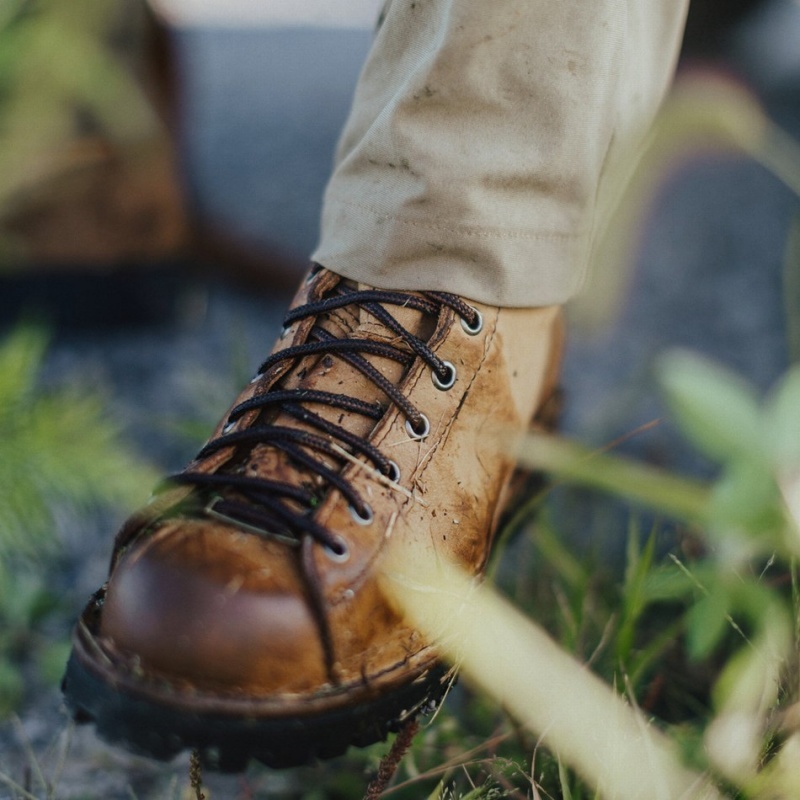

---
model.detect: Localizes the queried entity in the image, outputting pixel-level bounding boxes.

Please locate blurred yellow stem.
[383,555,725,799]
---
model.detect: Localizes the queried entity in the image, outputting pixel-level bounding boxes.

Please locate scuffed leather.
[98,268,563,707]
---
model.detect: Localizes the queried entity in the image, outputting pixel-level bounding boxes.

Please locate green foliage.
[0,561,71,716]
[6,341,798,798]
[0,325,157,558]
[1,347,795,796]
[0,324,156,717]
[657,351,763,463]
[504,350,800,798]
[658,351,794,550]
[0,0,159,238]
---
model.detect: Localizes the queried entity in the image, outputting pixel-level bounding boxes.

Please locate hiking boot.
[62,265,563,771]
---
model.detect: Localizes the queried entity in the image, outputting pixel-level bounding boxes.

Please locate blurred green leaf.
[36,640,71,687]
[709,460,784,538]
[0,659,23,717]
[658,350,762,464]
[764,364,800,470]
[0,564,58,629]
[0,323,46,409]
[530,517,588,591]
[627,616,685,690]
[642,563,699,603]
[0,323,157,717]
[733,582,783,627]
[0,324,157,559]
[686,585,730,661]
[515,433,710,523]
[616,526,657,663]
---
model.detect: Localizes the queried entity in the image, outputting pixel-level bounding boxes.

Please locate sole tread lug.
[62,652,449,771]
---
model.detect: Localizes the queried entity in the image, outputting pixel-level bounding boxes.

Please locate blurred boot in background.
[0,0,187,271]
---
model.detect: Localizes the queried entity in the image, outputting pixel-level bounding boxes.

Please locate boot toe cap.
[99,521,329,694]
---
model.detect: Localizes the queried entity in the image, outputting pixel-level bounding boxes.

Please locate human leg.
[62,0,688,770]
[314,0,689,306]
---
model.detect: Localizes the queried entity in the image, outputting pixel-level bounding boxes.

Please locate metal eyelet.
[323,536,350,563]
[279,325,292,340]
[249,372,263,384]
[349,502,374,526]
[222,420,236,434]
[431,360,456,391]
[304,268,320,286]
[405,414,430,440]
[384,460,401,484]
[460,307,483,335]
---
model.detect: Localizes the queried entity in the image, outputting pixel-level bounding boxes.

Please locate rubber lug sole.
[61,650,450,771]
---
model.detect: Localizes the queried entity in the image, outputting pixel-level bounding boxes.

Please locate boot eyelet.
[384,460,401,484]
[460,307,483,335]
[304,267,321,286]
[431,360,456,391]
[349,502,374,526]
[249,372,263,384]
[279,325,292,340]
[323,536,350,562]
[405,414,430,440]
[222,420,236,434]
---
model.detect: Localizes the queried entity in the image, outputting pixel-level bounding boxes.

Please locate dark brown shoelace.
[164,275,482,555]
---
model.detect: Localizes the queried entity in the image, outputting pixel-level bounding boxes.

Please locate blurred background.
[0,0,799,797]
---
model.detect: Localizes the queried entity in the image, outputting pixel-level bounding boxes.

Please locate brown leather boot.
[62,266,563,770]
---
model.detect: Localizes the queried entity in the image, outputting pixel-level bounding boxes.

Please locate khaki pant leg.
[312,0,689,307]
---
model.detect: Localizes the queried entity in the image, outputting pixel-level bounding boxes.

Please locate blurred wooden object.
[1,0,768,289]
[0,0,189,272]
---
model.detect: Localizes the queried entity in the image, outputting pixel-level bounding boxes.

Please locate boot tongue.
[296,280,435,415]
[314,279,435,347]
[233,279,437,504]
[352,281,437,346]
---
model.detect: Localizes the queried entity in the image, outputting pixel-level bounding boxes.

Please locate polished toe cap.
[100,520,329,694]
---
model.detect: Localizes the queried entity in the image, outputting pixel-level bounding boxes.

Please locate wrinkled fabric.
[312,0,689,307]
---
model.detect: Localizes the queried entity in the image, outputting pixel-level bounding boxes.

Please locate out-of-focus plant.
[576,71,800,331]
[0,325,157,715]
[0,325,157,554]
[0,563,68,716]
[381,353,800,799]
[0,0,160,263]
[378,71,800,799]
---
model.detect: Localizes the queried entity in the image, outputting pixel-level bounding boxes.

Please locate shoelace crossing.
[165,274,483,556]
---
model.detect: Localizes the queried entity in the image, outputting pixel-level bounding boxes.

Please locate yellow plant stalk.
[575,71,800,330]
[382,550,723,800]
